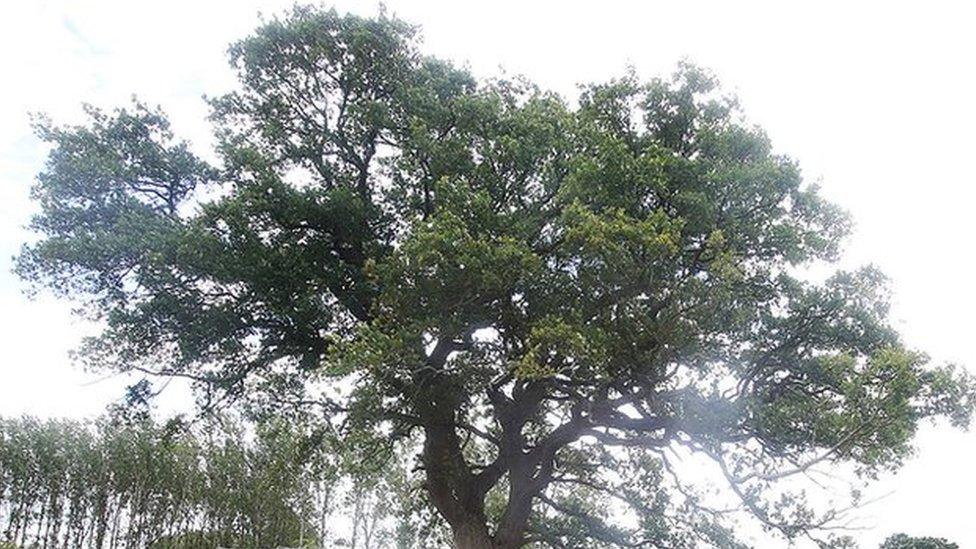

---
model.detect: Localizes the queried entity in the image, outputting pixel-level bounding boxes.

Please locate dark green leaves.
[15,7,976,548]
[19,103,214,302]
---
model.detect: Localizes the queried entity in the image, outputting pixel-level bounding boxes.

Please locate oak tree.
[17,7,974,548]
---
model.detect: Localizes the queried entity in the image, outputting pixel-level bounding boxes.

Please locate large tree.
[17,7,974,548]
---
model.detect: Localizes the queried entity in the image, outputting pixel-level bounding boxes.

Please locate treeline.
[0,415,434,549]
[0,414,961,549]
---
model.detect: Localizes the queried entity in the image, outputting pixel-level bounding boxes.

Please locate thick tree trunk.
[423,419,500,549]
[416,344,531,549]
[452,520,495,549]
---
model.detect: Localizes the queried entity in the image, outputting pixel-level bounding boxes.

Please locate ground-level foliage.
[0,414,440,549]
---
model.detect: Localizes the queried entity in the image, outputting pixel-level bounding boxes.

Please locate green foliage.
[0,415,333,549]
[16,5,975,548]
[880,534,959,549]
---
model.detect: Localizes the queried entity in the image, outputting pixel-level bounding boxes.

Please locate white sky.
[1,1,974,547]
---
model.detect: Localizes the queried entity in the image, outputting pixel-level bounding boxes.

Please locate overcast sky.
[1,1,975,547]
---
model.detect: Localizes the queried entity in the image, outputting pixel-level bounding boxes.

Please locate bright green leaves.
[515,317,593,380]
[563,201,681,253]
[544,203,683,375]
[560,202,682,281]
[376,196,542,335]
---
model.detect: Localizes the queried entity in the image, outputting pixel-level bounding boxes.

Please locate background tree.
[0,412,432,549]
[0,414,337,548]
[16,6,975,548]
[880,534,959,549]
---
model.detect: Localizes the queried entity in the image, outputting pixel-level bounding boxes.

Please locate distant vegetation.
[0,414,435,549]
[0,414,962,548]
[880,534,959,549]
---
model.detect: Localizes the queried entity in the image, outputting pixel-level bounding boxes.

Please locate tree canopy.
[16,6,975,548]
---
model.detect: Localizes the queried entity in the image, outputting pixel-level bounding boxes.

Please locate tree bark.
[417,341,543,549]
[452,519,495,549]
[422,416,497,548]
